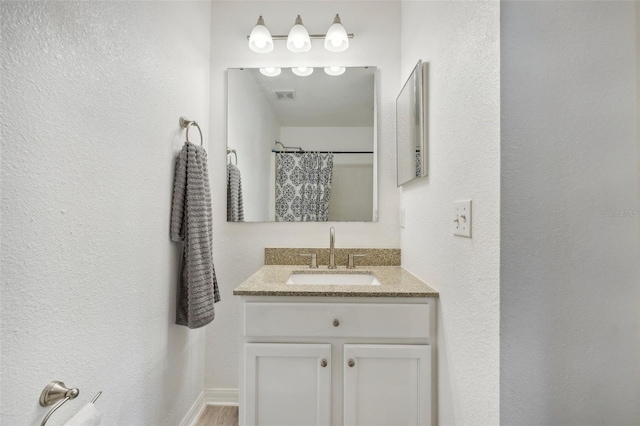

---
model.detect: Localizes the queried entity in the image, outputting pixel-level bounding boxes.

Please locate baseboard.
[204,388,240,406]
[179,390,206,426]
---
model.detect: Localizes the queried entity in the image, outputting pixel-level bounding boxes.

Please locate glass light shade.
[248,16,273,53]
[291,66,314,77]
[324,66,346,76]
[286,15,311,53]
[324,14,349,52]
[259,67,281,77]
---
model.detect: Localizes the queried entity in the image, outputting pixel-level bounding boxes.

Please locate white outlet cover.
[453,200,472,238]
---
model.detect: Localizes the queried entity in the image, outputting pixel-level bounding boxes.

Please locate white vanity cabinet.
[343,344,431,426]
[239,296,437,426]
[244,343,332,426]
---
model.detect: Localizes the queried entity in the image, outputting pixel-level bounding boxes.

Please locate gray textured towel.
[227,163,244,222]
[170,142,219,328]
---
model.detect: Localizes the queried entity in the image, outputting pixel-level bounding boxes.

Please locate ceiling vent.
[274,90,296,101]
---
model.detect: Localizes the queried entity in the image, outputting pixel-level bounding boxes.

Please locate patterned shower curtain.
[275,152,334,222]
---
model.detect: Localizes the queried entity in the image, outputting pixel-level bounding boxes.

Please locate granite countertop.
[233,265,439,298]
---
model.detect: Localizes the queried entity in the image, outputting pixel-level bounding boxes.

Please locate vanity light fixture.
[286,15,311,53]
[248,16,274,53]
[324,14,349,52]
[292,66,314,77]
[247,15,354,54]
[259,67,282,77]
[324,66,346,76]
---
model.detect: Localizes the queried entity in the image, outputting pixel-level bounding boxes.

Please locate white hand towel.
[64,403,102,426]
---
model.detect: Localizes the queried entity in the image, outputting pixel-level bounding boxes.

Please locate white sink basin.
[286,272,381,286]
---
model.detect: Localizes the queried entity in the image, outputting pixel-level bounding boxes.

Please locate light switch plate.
[400,208,405,228]
[453,200,472,238]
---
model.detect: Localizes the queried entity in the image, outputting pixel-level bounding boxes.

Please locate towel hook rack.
[179,117,203,146]
[39,381,103,426]
[227,148,238,165]
[39,381,79,426]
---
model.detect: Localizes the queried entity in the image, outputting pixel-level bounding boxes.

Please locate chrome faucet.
[329,227,337,269]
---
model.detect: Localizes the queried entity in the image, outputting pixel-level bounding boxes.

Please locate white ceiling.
[244,67,375,127]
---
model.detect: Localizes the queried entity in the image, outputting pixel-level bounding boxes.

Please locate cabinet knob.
[320,359,328,368]
[333,319,340,327]
[348,358,355,367]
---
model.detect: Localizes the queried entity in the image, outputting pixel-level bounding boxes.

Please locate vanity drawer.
[244,302,429,339]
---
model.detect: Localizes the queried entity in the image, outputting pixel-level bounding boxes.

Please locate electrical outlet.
[400,208,405,228]
[453,200,472,238]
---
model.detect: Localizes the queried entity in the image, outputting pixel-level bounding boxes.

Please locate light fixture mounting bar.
[246,33,354,41]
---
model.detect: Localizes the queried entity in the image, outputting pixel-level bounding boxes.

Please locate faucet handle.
[347,254,366,269]
[300,253,318,269]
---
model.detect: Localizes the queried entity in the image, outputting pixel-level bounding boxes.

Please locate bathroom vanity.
[234,264,438,426]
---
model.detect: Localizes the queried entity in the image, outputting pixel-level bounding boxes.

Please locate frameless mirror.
[226,66,377,222]
[396,60,428,186]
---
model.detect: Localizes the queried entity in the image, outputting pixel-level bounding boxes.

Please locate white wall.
[501,2,640,424]
[279,126,373,165]
[228,70,280,221]
[207,1,401,391]
[399,2,501,424]
[329,165,373,221]
[0,2,211,424]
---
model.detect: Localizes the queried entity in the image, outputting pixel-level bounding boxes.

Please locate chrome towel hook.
[227,148,238,165]
[179,116,204,146]
[39,381,79,426]
[39,381,103,426]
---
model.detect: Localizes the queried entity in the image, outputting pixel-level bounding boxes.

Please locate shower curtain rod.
[272,150,373,154]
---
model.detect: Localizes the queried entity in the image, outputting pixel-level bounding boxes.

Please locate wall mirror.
[396,60,428,186]
[227,66,377,222]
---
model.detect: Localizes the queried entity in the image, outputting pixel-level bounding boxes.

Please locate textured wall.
[206,1,401,391]
[399,1,501,424]
[501,2,640,424]
[0,2,211,424]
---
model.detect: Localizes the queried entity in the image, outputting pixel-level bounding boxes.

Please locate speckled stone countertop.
[233,265,439,298]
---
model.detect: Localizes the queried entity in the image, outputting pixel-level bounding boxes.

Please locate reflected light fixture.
[286,15,311,53]
[324,14,349,52]
[292,66,314,77]
[324,66,346,76]
[248,16,274,53]
[260,67,282,77]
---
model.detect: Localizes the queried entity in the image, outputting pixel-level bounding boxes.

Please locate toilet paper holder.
[39,381,102,426]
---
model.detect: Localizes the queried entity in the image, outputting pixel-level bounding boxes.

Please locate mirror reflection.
[396,60,428,186]
[227,67,377,222]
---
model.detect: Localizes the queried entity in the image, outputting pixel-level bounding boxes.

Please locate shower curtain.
[275,152,334,222]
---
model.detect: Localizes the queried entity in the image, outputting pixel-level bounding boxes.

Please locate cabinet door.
[343,344,431,426]
[245,343,331,426]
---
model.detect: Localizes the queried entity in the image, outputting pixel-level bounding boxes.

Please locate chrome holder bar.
[40,381,79,407]
[39,382,103,426]
[246,33,354,41]
[39,381,79,426]
[179,116,204,146]
[227,148,238,165]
